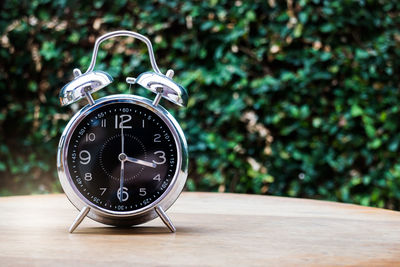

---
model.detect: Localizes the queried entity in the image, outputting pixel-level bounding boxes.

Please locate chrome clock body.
[57,94,188,227]
[58,30,189,233]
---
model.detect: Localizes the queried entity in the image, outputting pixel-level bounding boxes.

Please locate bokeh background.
[1,0,400,209]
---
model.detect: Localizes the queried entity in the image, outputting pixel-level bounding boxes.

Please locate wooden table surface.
[0,192,399,266]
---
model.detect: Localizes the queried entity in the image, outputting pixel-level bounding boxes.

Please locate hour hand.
[126,156,157,168]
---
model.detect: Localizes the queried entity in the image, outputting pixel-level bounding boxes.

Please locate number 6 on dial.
[117,187,129,202]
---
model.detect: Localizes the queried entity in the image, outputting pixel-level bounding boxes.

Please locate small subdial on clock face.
[66,102,178,212]
[100,133,147,181]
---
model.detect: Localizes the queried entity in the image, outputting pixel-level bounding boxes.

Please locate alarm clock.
[57,30,188,233]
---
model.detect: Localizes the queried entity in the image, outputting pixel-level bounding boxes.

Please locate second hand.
[119,127,125,202]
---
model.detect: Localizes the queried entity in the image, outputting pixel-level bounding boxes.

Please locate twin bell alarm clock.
[57,30,188,233]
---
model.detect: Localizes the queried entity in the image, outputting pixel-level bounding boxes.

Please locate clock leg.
[69,206,90,233]
[155,206,176,233]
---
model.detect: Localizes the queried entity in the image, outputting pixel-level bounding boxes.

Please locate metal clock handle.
[60,30,187,108]
[83,30,163,75]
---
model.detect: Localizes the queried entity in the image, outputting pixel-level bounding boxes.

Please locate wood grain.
[0,192,399,266]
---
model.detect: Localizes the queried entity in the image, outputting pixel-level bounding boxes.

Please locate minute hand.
[126,156,157,168]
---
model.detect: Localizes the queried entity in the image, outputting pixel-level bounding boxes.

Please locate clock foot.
[155,206,176,233]
[69,206,90,233]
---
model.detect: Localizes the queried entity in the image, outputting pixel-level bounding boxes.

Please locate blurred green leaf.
[0,0,400,211]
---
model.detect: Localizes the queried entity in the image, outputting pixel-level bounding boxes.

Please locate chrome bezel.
[57,94,188,226]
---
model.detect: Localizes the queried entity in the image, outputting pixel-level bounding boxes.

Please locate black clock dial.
[66,102,178,212]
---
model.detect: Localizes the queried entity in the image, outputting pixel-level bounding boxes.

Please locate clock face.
[66,102,178,212]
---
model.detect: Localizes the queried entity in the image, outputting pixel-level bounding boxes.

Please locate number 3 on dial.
[153,151,166,165]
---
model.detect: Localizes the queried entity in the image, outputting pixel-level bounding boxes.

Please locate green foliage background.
[1,0,400,209]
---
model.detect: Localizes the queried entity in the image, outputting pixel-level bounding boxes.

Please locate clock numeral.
[160,180,168,190]
[153,174,161,181]
[99,188,107,196]
[153,151,166,165]
[84,172,92,181]
[142,119,145,128]
[139,188,147,196]
[117,187,129,202]
[79,150,91,165]
[101,119,106,127]
[153,134,161,143]
[85,133,95,142]
[115,114,132,129]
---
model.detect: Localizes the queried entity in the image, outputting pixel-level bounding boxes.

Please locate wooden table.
[0,192,399,266]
